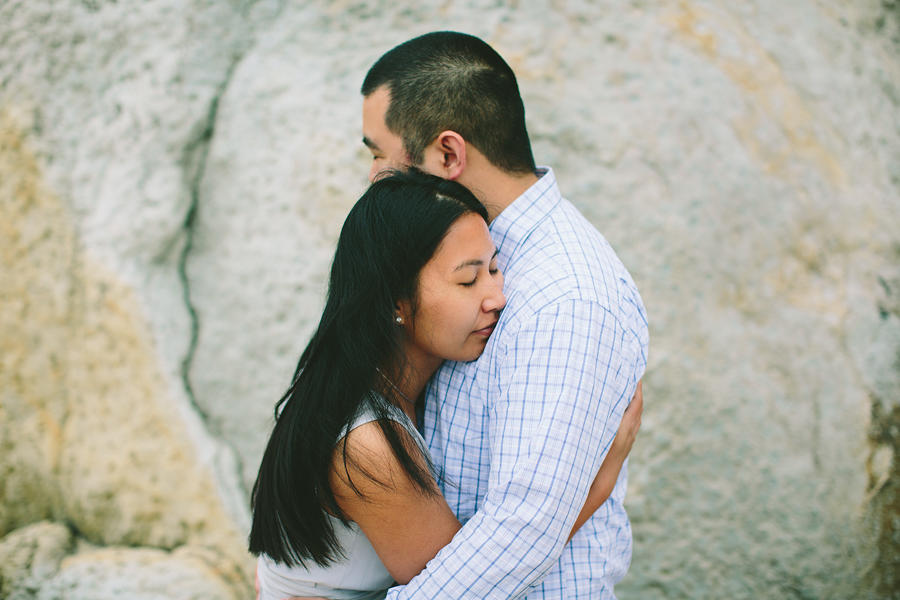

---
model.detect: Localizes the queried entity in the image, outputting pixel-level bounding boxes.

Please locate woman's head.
[325,168,503,375]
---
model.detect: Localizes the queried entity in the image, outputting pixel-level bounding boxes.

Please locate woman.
[250,169,640,599]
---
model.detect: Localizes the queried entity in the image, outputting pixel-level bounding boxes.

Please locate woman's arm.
[328,382,643,584]
[329,422,462,585]
[568,381,643,541]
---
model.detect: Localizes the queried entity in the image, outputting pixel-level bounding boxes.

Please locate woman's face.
[399,212,506,372]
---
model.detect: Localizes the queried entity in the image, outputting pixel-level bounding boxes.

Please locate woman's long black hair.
[248,168,489,567]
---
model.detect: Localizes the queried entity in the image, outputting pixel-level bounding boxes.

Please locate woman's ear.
[394,300,411,325]
[421,131,467,180]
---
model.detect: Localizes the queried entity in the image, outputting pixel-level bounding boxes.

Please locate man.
[361,32,648,599]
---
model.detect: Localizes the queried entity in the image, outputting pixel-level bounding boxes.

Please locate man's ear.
[423,131,467,180]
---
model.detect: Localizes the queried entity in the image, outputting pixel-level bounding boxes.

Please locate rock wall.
[0,0,266,596]
[1,0,898,598]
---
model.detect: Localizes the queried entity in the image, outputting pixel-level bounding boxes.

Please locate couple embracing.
[249,31,649,600]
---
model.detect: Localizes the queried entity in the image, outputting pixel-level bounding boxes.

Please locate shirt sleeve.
[385,299,644,599]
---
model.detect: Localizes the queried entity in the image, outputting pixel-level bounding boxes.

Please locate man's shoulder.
[504,197,637,311]
[493,193,648,365]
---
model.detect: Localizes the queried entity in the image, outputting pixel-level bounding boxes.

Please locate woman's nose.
[484,281,506,312]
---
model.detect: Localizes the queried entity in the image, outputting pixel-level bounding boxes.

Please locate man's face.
[362,87,413,182]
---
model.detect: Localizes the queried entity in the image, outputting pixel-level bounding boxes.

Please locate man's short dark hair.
[362,31,536,175]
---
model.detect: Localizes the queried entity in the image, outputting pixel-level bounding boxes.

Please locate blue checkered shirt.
[386,168,648,599]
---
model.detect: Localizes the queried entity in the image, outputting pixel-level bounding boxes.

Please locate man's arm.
[386,300,645,599]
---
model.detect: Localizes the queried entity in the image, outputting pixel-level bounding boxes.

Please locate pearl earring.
[396,316,403,324]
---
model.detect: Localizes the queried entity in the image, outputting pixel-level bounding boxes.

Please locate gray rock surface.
[34,546,243,600]
[1,0,899,598]
[0,0,262,596]
[0,522,73,600]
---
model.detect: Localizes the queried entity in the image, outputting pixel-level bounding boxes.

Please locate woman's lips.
[474,321,498,336]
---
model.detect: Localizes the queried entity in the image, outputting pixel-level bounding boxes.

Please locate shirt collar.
[488,167,560,262]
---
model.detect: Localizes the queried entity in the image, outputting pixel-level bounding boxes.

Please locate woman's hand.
[603,380,643,469]
[568,381,643,541]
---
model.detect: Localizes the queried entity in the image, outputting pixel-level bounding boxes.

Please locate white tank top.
[256,399,429,600]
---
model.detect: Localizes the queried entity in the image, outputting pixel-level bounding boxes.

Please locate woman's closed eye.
[462,269,499,287]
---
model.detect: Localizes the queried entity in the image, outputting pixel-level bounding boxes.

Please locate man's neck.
[470,172,540,223]
[456,151,540,222]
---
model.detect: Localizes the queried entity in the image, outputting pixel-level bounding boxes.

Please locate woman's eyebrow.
[453,258,483,272]
[453,249,499,272]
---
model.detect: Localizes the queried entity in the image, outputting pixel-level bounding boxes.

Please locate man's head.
[361,31,535,180]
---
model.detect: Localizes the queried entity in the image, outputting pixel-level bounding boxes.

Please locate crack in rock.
[177,59,248,498]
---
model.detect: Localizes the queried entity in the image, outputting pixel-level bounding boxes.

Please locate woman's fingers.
[613,381,644,453]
